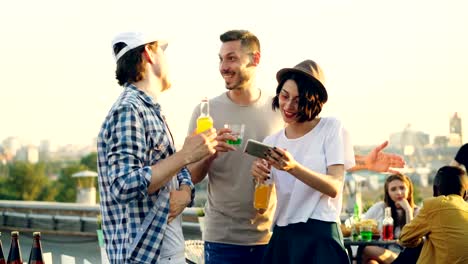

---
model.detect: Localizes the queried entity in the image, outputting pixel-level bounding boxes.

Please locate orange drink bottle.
[254,178,272,210]
[196,97,213,134]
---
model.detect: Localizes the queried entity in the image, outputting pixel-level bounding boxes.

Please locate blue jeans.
[204,241,267,264]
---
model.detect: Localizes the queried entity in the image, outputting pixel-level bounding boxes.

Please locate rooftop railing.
[0,200,202,237]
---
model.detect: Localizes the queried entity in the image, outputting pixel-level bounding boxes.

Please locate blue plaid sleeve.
[106,105,153,203]
[177,166,195,207]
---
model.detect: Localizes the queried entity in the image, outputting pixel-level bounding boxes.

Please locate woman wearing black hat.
[251,60,353,263]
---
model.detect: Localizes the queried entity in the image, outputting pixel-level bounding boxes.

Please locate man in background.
[400,166,468,264]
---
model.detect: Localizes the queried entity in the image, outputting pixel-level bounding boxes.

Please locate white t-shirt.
[159,177,185,259]
[263,117,355,226]
[188,91,284,245]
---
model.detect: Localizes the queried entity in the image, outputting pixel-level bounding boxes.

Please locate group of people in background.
[358,144,468,264]
[96,28,468,264]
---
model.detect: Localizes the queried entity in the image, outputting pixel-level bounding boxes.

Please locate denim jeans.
[204,241,267,264]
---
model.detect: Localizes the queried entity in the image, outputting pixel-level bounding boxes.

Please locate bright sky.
[1,0,467,148]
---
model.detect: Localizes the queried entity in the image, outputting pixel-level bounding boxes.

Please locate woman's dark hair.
[272,72,325,123]
[114,42,159,86]
[383,173,415,231]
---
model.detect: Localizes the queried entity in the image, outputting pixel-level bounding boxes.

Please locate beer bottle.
[28,232,44,264]
[6,231,22,264]
[0,232,6,264]
[195,97,213,134]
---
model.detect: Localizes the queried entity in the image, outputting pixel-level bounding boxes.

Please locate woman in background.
[361,173,419,264]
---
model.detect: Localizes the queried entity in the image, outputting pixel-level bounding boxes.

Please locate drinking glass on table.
[360,224,373,242]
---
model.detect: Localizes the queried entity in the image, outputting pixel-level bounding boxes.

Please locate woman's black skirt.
[261,218,350,264]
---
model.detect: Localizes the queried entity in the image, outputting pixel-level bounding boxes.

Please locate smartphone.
[243,139,273,159]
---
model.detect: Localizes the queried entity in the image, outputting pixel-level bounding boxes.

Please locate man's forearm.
[148,151,191,194]
[187,155,215,184]
[179,184,192,203]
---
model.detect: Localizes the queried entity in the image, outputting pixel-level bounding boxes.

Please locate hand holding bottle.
[251,158,271,183]
[180,128,218,164]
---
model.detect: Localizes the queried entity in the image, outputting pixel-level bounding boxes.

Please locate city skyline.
[1,0,467,148]
[1,114,463,150]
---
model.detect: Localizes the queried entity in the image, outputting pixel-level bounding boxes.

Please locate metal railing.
[0,200,203,236]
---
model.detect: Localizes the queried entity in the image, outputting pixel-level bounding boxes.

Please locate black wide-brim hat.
[276,59,328,103]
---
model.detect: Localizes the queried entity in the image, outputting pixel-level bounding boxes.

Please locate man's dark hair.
[113,42,159,86]
[220,30,260,54]
[433,166,467,196]
[271,73,326,123]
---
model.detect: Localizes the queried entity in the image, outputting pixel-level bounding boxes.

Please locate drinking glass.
[224,124,245,146]
[360,224,373,241]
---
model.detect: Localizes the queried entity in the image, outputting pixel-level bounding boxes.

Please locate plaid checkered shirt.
[97,84,194,263]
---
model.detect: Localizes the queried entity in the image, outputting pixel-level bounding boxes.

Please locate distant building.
[15,145,39,163]
[449,112,462,146]
[389,124,430,149]
[2,136,21,159]
[433,136,449,148]
[39,139,52,161]
[389,124,430,167]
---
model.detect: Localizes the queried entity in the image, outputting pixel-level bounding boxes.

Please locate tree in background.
[0,152,99,202]
[54,163,88,202]
[3,162,49,200]
[80,152,97,172]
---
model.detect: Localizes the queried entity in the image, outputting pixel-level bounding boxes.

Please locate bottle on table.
[0,232,6,264]
[7,231,22,264]
[382,207,394,240]
[351,202,361,241]
[196,97,213,134]
[28,232,44,264]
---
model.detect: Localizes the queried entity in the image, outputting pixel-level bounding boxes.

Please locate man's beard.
[225,71,249,90]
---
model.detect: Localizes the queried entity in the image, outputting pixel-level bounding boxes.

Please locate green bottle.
[352,203,360,241]
[353,202,360,221]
